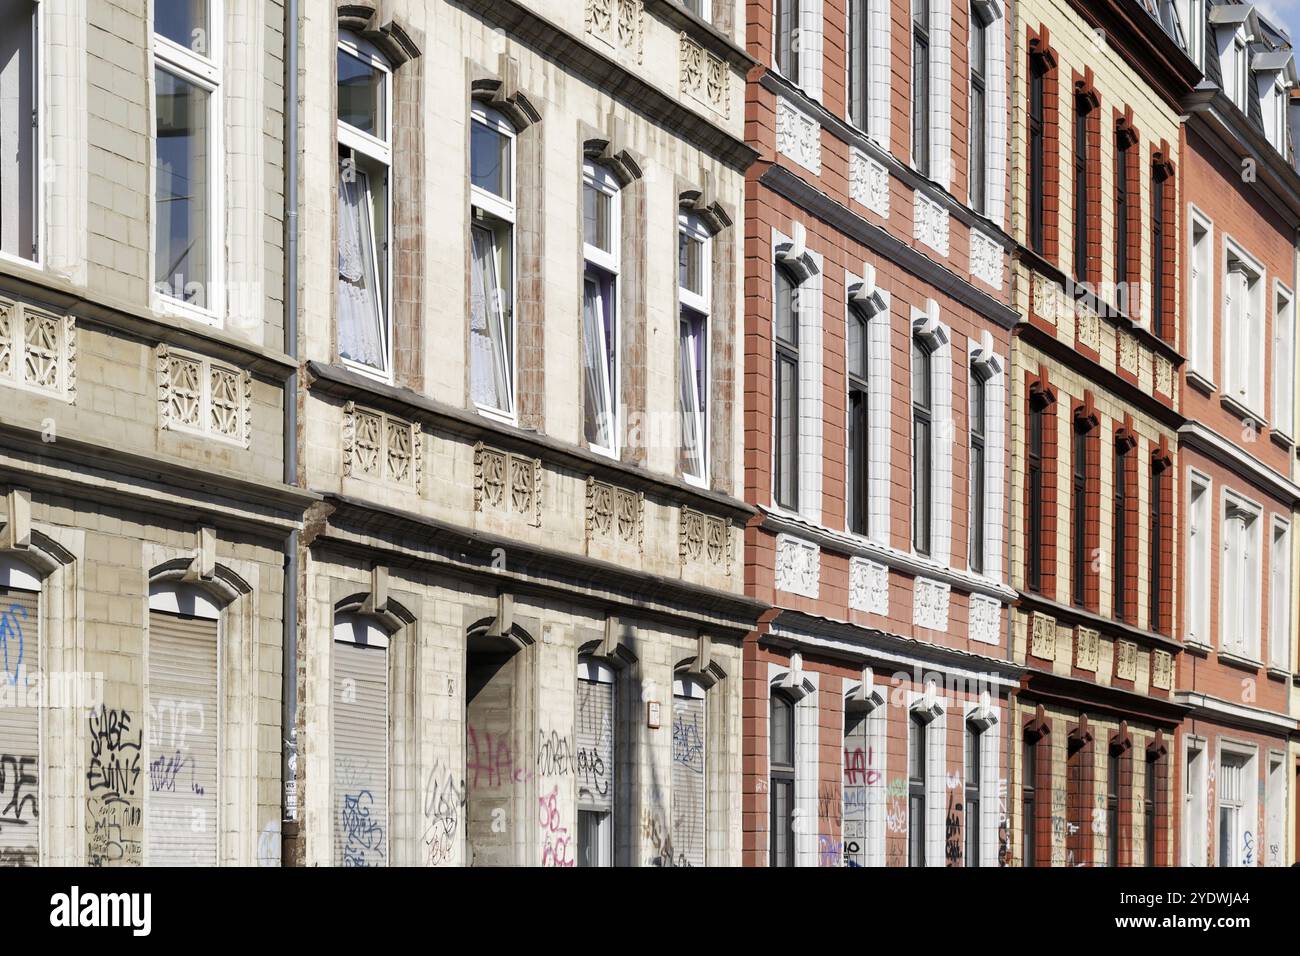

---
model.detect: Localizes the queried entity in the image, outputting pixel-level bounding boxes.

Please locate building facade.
[741,0,1022,867]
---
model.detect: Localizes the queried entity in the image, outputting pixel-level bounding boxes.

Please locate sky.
[1256,0,1299,40]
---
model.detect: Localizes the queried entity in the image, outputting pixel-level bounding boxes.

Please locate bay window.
[582,162,621,456]
[679,214,711,484]
[469,103,517,418]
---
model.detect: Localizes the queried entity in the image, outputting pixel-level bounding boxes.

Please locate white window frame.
[1273,281,1294,439]
[1226,33,1249,109]
[469,101,518,424]
[1268,516,1290,670]
[1222,238,1266,418]
[336,32,393,383]
[1186,469,1212,647]
[1215,740,1256,868]
[0,0,43,269]
[1181,735,1207,866]
[910,306,951,562]
[1186,206,1214,382]
[1265,751,1286,866]
[151,0,224,327]
[1176,0,1205,67]
[678,212,712,487]
[1220,488,1263,661]
[582,162,621,458]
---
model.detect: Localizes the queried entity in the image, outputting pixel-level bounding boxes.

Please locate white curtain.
[470,224,510,411]
[337,163,385,370]
[583,273,614,449]
[679,313,706,478]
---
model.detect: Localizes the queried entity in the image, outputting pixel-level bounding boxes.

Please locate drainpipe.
[281,0,301,866]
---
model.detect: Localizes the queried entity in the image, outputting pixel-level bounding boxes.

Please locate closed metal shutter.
[0,585,39,866]
[575,668,614,811]
[146,610,219,866]
[842,709,868,868]
[333,618,388,867]
[671,684,706,867]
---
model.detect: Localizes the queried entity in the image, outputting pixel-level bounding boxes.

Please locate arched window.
[576,657,615,867]
[0,556,40,865]
[333,610,390,867]
[671,676,706,867]
[146,581,221,865]
[469,103,517,419]
[336,32,393,378]
[582,162,621,456]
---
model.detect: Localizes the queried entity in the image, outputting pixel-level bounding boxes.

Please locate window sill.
[1219,392,1266,427]
[1268,429,1294,452]
[1183,639,1212,658]
[1186,368,1216,397]
[155,293,223,331]
[473,403,520,429]
[1216,649,1263,673]
[1265,665,1291,682]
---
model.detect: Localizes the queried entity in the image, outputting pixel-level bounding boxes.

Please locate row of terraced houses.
[0,0,1296,867]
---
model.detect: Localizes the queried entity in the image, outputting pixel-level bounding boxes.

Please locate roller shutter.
[0,585,39,866]
[333,617,388,867]
[671,681,706,867]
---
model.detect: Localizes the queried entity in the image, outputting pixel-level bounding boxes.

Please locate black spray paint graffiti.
[535,730,573,778]
[147,750,204,796]
[576,747,608,799]
[340,789,385,867]
[421,762,467,866]
[86,706,143,867]
[672,711,704,775]
[0,754,38,832]
[945,795,963,866]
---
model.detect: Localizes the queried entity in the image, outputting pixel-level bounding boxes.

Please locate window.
[1144,754,1157,867]
[1149,459,1165,632]
[965,724,981,867]
[337,36,392,377]
[469,103,517,418]
[333,612,389,867]
[1151,163,1168,338]
[1188,213,1213,375]
[969,4,987,214]
[968,371,987,573]
[848,0,870,131]
[1226,36,1248,110]
[1270,520,1290,669]
[1022,734,1038,866]
[1268,79,1288,152]
[775,0,799,80]
[1182,740,1206,866]
[1073,95,1090,281]
[912,0,930,175]
[1070,416,1092,607]
[769,691,796,867]
[679,215,711,485]
[153,0,222,320]
[1187,472,1211,644]
[583,163,621,456]
[1265,753,1285,867]
[147,584,220,865]
[848,307,870,536]
[1221,496,1262,659]
[1217,750,1248,867]
[576,659,616,867]
[912,335,933,555]
[1115,131,1131,288]
[908,714,926,866]
[683,0,711,19]
[1106,751,1119,866]
[0,559,40,865]
[842,702,884,867]
[1026,397,1045,591]
[774,265,800,511]
[1114,440,1130,620]
[671,677,706,867]
[0,0,38,263]
[1223,248,1264,413]
[1176,0,1205,67]
[1274,285,1295,437]
[1027,54,1046,254]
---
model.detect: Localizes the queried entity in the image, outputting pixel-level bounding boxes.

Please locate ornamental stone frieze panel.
[586,477,643,551]
[775,96,820,174]
[0,295,77,402]
[679,32,729,116]
[848,556,888,616]
[969,229,1002,289]
[343,401,423,490]
[473,441,542,526]
[1074,625,1099,673]
[1031,272,1060,325]
[157,344,250,446]
[912,193,950,257]
[586,0,644,63]
[679,506,732,572]
[1151,649,1172,690]
[1115,639,1138,682]
[912,577,950,631]
[1029,611,1056,661]
[850,147,889,218]
[774,533,819,598]
[968,594,1001,645]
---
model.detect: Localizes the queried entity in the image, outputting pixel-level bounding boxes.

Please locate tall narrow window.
[0,560,40,866]
[1144,754,1157,867]
[1106,751,1119,866]
[333,612,389,867]
[908,714,927,867]
[1151,163,1167,338]
[582,163,621,457]
[969,371,987,573]
[576,659,616,867]
[848,308,869,536]
[1026,399,1044,591]
[1226,36,1248,110]
[1022,734,1038,866]
[848,0,870,130]
[154,1,222,319]
[1223,252,1264,413]
[1221,498,1261,659]
[965,724,981,867]
[337,36,391,376]
[1187,473,1210,644]
[0,0,38,263]
[1073,96,1090,281]
[1274,286,1295,436]
[769,691,796,867]
[1188,215,1212,374]
[775,0,800,80]
[1027,55,1046,254]
[969,4,988,214]
[469,104,517,418]
[671,677,706,867]
[1149,459,1165,632]
[679,215,711,484]
[1182,741,1205,865]
[1270,520,1291,669]
[912,335,933,555]
[1113,440,1130,620]
[774,265,800,511]
[1115,131,1130,288]
[912,0,931,176]
[1071,420,1088,607]
[1217,752,1247,867]
[147,585,220,865]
